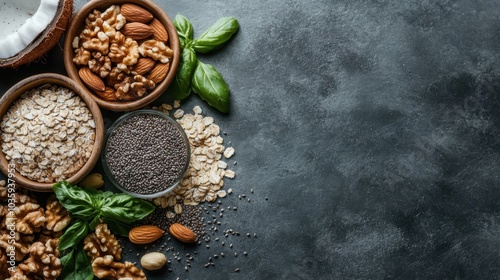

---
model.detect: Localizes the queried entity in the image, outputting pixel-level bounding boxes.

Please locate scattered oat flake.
[174,203,183,214]
[216,190,227,198]
[166,211,176,219]
[193,106,202,115]
[173,100,181,108]
[162,103,173,111]
[174,109,184,118]
[224,147,235,158]
[217,161,228,169]
[224,170,235,178]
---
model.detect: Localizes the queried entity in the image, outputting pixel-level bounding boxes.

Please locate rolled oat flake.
[105,113,188,194]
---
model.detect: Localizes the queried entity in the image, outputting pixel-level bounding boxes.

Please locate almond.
[150,18,168,42]
[94,87,118,101]
[168,223,197,243]
[121,22,154,40]
[147,62,170,84]
[120,3,153,23]
[79,67,105,92]
[129,225,165,244]
[132,58,156,75]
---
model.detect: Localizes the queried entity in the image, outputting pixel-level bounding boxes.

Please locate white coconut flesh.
[0,0,58,59]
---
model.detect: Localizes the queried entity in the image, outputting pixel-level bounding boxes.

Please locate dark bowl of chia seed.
[102,109,190,198]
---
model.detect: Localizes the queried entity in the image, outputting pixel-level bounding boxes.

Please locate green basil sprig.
[52,181,155,279]
[167,15,239,113]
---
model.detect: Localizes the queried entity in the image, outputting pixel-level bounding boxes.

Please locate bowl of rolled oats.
[0,73,105,191]
[63,0,180,112]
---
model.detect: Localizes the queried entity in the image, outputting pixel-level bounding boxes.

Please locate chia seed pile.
[105,113,188,194]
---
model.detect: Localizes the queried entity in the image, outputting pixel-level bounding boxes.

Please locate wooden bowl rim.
[0,73,105,192]
[63,0,181,112]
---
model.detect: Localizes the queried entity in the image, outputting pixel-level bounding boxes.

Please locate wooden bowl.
[0,73,105,192]
[63,0,180,112]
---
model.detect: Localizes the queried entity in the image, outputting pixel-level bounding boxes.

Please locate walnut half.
[84,223,122,262]
[92,255,146,280]
[45,196,71,233]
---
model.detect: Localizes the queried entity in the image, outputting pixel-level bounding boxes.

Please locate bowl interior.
[101,109,190,199]
[63,0,180,112]
[0,73,104,192]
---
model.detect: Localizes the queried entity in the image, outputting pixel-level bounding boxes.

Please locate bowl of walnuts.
[63,0,180,111]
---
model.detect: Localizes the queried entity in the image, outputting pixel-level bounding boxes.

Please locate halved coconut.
[0,0,73,68]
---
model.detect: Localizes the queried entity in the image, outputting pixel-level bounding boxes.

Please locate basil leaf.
[192,61,230,113]
[58,220,89,251]
[53,181,98,218]
[174,14,194,41]
[101,194,154,223]
[168,48,197,100]
[192,17,239,53]
[104,218,131,237]
[60,249,74,269]
[60,245,93,280]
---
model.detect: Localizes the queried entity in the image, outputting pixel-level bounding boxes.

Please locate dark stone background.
[1,0,500,279]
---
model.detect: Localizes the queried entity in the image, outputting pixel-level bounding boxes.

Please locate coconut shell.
[0,0,73,68]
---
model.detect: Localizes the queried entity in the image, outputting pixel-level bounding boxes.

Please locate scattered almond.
[121,22,154,40]
[169,223,198,243]
[120,3,153,23]
[79,67,105,92]
[129,225,165,244]
[149,18,169,42]
[148,62,170,84]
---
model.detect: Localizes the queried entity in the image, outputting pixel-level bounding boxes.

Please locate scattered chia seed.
[105,112,189,194]
[138,203,205,237]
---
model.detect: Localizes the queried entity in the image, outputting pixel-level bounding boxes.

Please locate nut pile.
[72,4,173,101]
[152,105,236,213]
[0,181,71,279]
[0,84,96,183]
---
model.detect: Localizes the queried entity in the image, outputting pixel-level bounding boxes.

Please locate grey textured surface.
[1,0,500,279]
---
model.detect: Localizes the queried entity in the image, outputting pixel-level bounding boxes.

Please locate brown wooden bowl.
[63,0,180,112]
[0,73,105,192]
